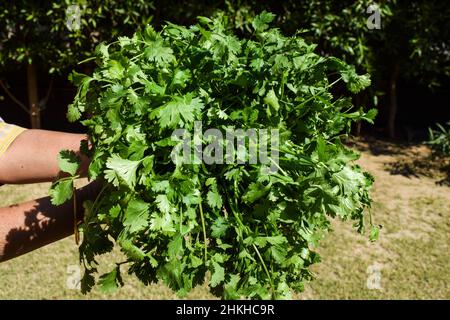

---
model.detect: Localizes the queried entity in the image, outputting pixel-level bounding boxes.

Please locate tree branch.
[0,79,30,115]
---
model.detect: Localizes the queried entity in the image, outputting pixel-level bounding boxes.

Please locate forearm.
[0,182,99,262]
[0,129,89,184]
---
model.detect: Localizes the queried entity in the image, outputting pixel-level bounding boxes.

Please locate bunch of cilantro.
[51,12,377,299]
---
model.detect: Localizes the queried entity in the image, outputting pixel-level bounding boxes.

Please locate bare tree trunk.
[355,121,362,136]
[27,63,41,129]
[388,63,400,139]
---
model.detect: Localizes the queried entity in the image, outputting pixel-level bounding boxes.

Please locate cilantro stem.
[225,188,274,295]
[269,157,288,176]
[77,56,96,65]
[297,77,342,108]
[225,186,275,295]
[198,201,208,262]
[90,183,109,217]
[252,244,275,297]
[179,206,183,233]
[130,52,145,61]
[73,184,79,245]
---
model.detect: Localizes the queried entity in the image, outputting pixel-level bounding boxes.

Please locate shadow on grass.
[386,156,450,186]
[348,136,450,186]
[347,135,413,157]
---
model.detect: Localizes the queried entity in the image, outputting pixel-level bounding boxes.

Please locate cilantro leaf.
[210,262,225,287]
[144,40,175,65]
[49,179,74,205]
[211,217,229,238]
[152,93,203,128]
[252,11,275,32]
[58,150,80,176]
[98,266,123,293]
[207,190,222,209]
[105,155,141,188]
[123,198,150,233]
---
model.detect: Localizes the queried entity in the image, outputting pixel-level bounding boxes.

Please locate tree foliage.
[0,0,154,73]
[2,1,448,132]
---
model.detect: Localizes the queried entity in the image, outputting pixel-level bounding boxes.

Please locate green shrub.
[428,122,450,157]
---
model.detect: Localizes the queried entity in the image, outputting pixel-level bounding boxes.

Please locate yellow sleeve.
[0,121,27,158]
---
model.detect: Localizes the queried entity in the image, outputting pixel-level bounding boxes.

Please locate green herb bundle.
[51,12,377,299]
